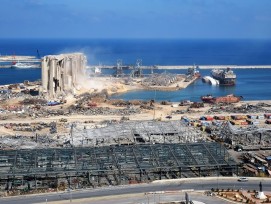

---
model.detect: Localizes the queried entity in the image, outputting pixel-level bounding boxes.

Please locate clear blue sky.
[1,0,271,39]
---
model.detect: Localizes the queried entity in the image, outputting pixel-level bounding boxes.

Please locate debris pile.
[210,120,271,149]
[71,120,205,147]
[20,98,47,105]
[206,103,269,114]
[0,134,59,149]
[109,99,147,107]
[69,105,140,116]
[142,73,180,86]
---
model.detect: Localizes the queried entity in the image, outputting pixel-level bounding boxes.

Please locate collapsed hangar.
[0,143,236,191]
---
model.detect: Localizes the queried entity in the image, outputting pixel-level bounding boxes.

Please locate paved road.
[0,177,270,204]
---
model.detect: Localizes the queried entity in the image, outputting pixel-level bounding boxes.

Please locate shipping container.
[252,121,260,125]
[230,120,245,125]
[247,115,257,119]
[205,116,214,121]
[225,116,231,120]
[264,113,271,118]
[246,119,259,125]
[231,115,247,120]
[214,115,225,120]
[199,116,206,120]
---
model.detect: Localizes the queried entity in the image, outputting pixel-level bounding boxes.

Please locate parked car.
[238,177,248,182]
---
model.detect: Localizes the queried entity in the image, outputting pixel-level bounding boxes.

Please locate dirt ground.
[1,75,271,138]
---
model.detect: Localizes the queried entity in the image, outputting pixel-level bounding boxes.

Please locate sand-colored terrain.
[0,74,271,149]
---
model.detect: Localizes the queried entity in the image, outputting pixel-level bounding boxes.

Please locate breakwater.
[90,65,271,70]
[2,64,271,69]
[157,65,271,69]
[1,55,271,69]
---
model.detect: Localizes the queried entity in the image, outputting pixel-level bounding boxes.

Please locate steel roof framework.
[0,143,236,190]
[75,120,204,146]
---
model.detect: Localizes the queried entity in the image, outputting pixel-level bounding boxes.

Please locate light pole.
[216,166,219,190]
[216,176,219,190]
[145,193,149,204]
[68,188,72,202]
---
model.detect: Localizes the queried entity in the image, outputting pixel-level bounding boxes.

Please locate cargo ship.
[201,94,243,103]
[211,68,236,86]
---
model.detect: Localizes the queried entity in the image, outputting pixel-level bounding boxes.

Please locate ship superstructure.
[211,68,236,86]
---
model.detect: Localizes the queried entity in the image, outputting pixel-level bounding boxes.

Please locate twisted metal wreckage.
[0,142,236,191]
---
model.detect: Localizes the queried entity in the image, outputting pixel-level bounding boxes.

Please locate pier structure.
[41,53,86,98]
[130,59,143,78]
[114,59,124,77]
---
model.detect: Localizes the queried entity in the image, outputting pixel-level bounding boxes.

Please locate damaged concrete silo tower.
[41,53,87,98]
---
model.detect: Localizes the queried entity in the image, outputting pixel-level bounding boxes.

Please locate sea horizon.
[1,38,271,66]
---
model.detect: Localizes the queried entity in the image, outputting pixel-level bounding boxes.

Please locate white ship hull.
[11,62,37,69]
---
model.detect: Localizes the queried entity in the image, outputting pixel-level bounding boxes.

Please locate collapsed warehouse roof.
[0,120,206,150]
[214,121,271,150]
[0,142,236,190]
[71,120,205,146]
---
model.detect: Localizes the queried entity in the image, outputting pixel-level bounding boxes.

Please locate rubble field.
[1,81,271,151]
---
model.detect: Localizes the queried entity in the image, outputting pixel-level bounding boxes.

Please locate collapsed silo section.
[41,53,86,99]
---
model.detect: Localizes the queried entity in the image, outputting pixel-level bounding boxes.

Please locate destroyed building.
[41,53,86,98]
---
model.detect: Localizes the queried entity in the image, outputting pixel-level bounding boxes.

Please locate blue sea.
[1,38,271,101]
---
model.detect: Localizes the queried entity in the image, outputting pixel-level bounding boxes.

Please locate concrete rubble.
[142,73,180,87]
[1,80,271,151]
[0,119,204,149]
[206,103,269,114]
[70,120,205,147]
